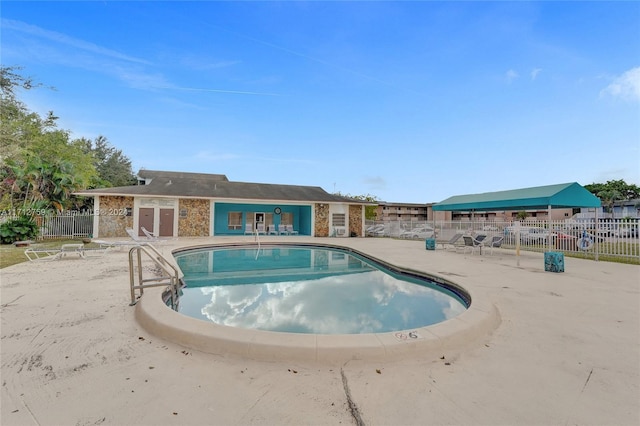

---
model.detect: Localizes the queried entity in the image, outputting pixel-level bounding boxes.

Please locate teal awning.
[432,182,601,212]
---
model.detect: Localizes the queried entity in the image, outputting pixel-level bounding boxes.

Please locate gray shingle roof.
[77,170,367,204]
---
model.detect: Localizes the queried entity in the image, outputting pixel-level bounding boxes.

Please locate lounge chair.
[126,227,159,242]
[483,235,504,255]
[244,223,253,235]
[141,226,171,243]
[462,235,486,255]
[256,223,266,235]
[278,224,289,235]
[141,226,159,240]
[439,233,464,251]
[24,243,105,261]
[267,224,278,235]
[286,224,298,235]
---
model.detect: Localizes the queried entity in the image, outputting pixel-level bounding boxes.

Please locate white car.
[520,227,555,243]
[399,226,436,239]
[366,224,385,237]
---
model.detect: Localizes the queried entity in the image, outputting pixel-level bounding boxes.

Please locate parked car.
[366,224,385,237]
[520,227,555,244]
[399,226,436,239]
[615,225,638,238]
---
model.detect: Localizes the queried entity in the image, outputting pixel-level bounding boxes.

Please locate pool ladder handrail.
[128,243,182,308]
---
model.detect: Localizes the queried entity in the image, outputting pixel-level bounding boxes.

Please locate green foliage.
[516,211,528,220]
[0,215,39,244]
[334,192,380,220]
[584,180,640,201]
[1,66,137,211]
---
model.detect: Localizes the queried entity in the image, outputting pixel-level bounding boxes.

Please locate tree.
[76,135,136,188]
[335,192,380,220]
[0,66,98,211]
[584,180,640,201]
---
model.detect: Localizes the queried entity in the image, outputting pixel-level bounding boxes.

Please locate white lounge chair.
[244,223,253,235]
[286,224,298,235]
[24,243,105,261]
[256,223,266,235]
[278,224,289,235]
[267,224,278,235]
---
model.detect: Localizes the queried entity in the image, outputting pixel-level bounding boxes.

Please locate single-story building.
[75,170,370,239]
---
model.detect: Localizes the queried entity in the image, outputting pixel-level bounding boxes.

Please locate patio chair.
[141,226,160,241]
[462,235,486,255]
[286,224,298,235]
[483,235,504,255]
[126,227,148,242]
[267,224,278,235]
[278,224,289,235]
[24,243,102,261]
[244,223,253,235]
[439,233,464,251]
[256,223,266,235]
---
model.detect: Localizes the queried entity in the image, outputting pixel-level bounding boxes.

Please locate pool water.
[174,245,467,334]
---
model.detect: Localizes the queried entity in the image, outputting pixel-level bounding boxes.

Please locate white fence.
[1,213,94,240]
[365,218,640,262]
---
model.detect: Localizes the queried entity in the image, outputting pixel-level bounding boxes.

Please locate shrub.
[0,215,39,244]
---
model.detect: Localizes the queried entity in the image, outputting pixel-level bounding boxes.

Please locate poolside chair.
[141,226,171,243]
[440,233,464,251]
[244,223,253,235]
[141,226,159,240]
[462,235,486,255]
[286,224,298,235]
[267,224,278,235]
[278,224,289,235]
[126,227,160,244]
[24,243,104,261]
[256,223,266,235]
[483,235,504,255]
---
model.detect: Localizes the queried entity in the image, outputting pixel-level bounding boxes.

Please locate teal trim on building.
[214,202,312,235]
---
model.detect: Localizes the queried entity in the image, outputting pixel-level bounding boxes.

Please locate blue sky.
[2,1,639,203]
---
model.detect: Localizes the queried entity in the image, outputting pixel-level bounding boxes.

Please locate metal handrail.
[128,243,181,308]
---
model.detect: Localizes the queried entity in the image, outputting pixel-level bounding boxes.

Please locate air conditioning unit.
[336,228,346,236]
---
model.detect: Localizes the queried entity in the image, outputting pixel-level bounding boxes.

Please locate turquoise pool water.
[174,245,468,334]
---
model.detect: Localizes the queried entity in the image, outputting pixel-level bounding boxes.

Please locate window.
[281,212,293,225]
[228,212,242,230]
[332,213,346,227]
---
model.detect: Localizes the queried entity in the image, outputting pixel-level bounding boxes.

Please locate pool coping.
[135,242,501,364]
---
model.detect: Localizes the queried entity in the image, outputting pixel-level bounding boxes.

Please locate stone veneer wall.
[349,205,363,237]
[314,203,330,237]
[98,196,133,238]
[178,199,210,237]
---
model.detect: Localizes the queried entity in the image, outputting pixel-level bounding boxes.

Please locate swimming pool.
[173,244,468,334]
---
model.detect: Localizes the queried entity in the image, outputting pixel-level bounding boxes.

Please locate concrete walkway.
[1,237,638,425]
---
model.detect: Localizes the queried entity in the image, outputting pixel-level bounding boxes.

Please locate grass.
[0,239,101,269]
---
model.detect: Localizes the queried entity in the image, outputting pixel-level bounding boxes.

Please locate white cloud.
[531,68,542,80]
[601,67,640,102]
[1,18,150,65]
[506,69,519,83]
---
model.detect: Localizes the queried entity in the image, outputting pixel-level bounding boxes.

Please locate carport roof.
[432,182,601,212]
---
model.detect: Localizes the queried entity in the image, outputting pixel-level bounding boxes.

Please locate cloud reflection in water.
[177,248,467,334]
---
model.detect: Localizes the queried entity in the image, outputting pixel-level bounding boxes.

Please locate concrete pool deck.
[1,236,638,425]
